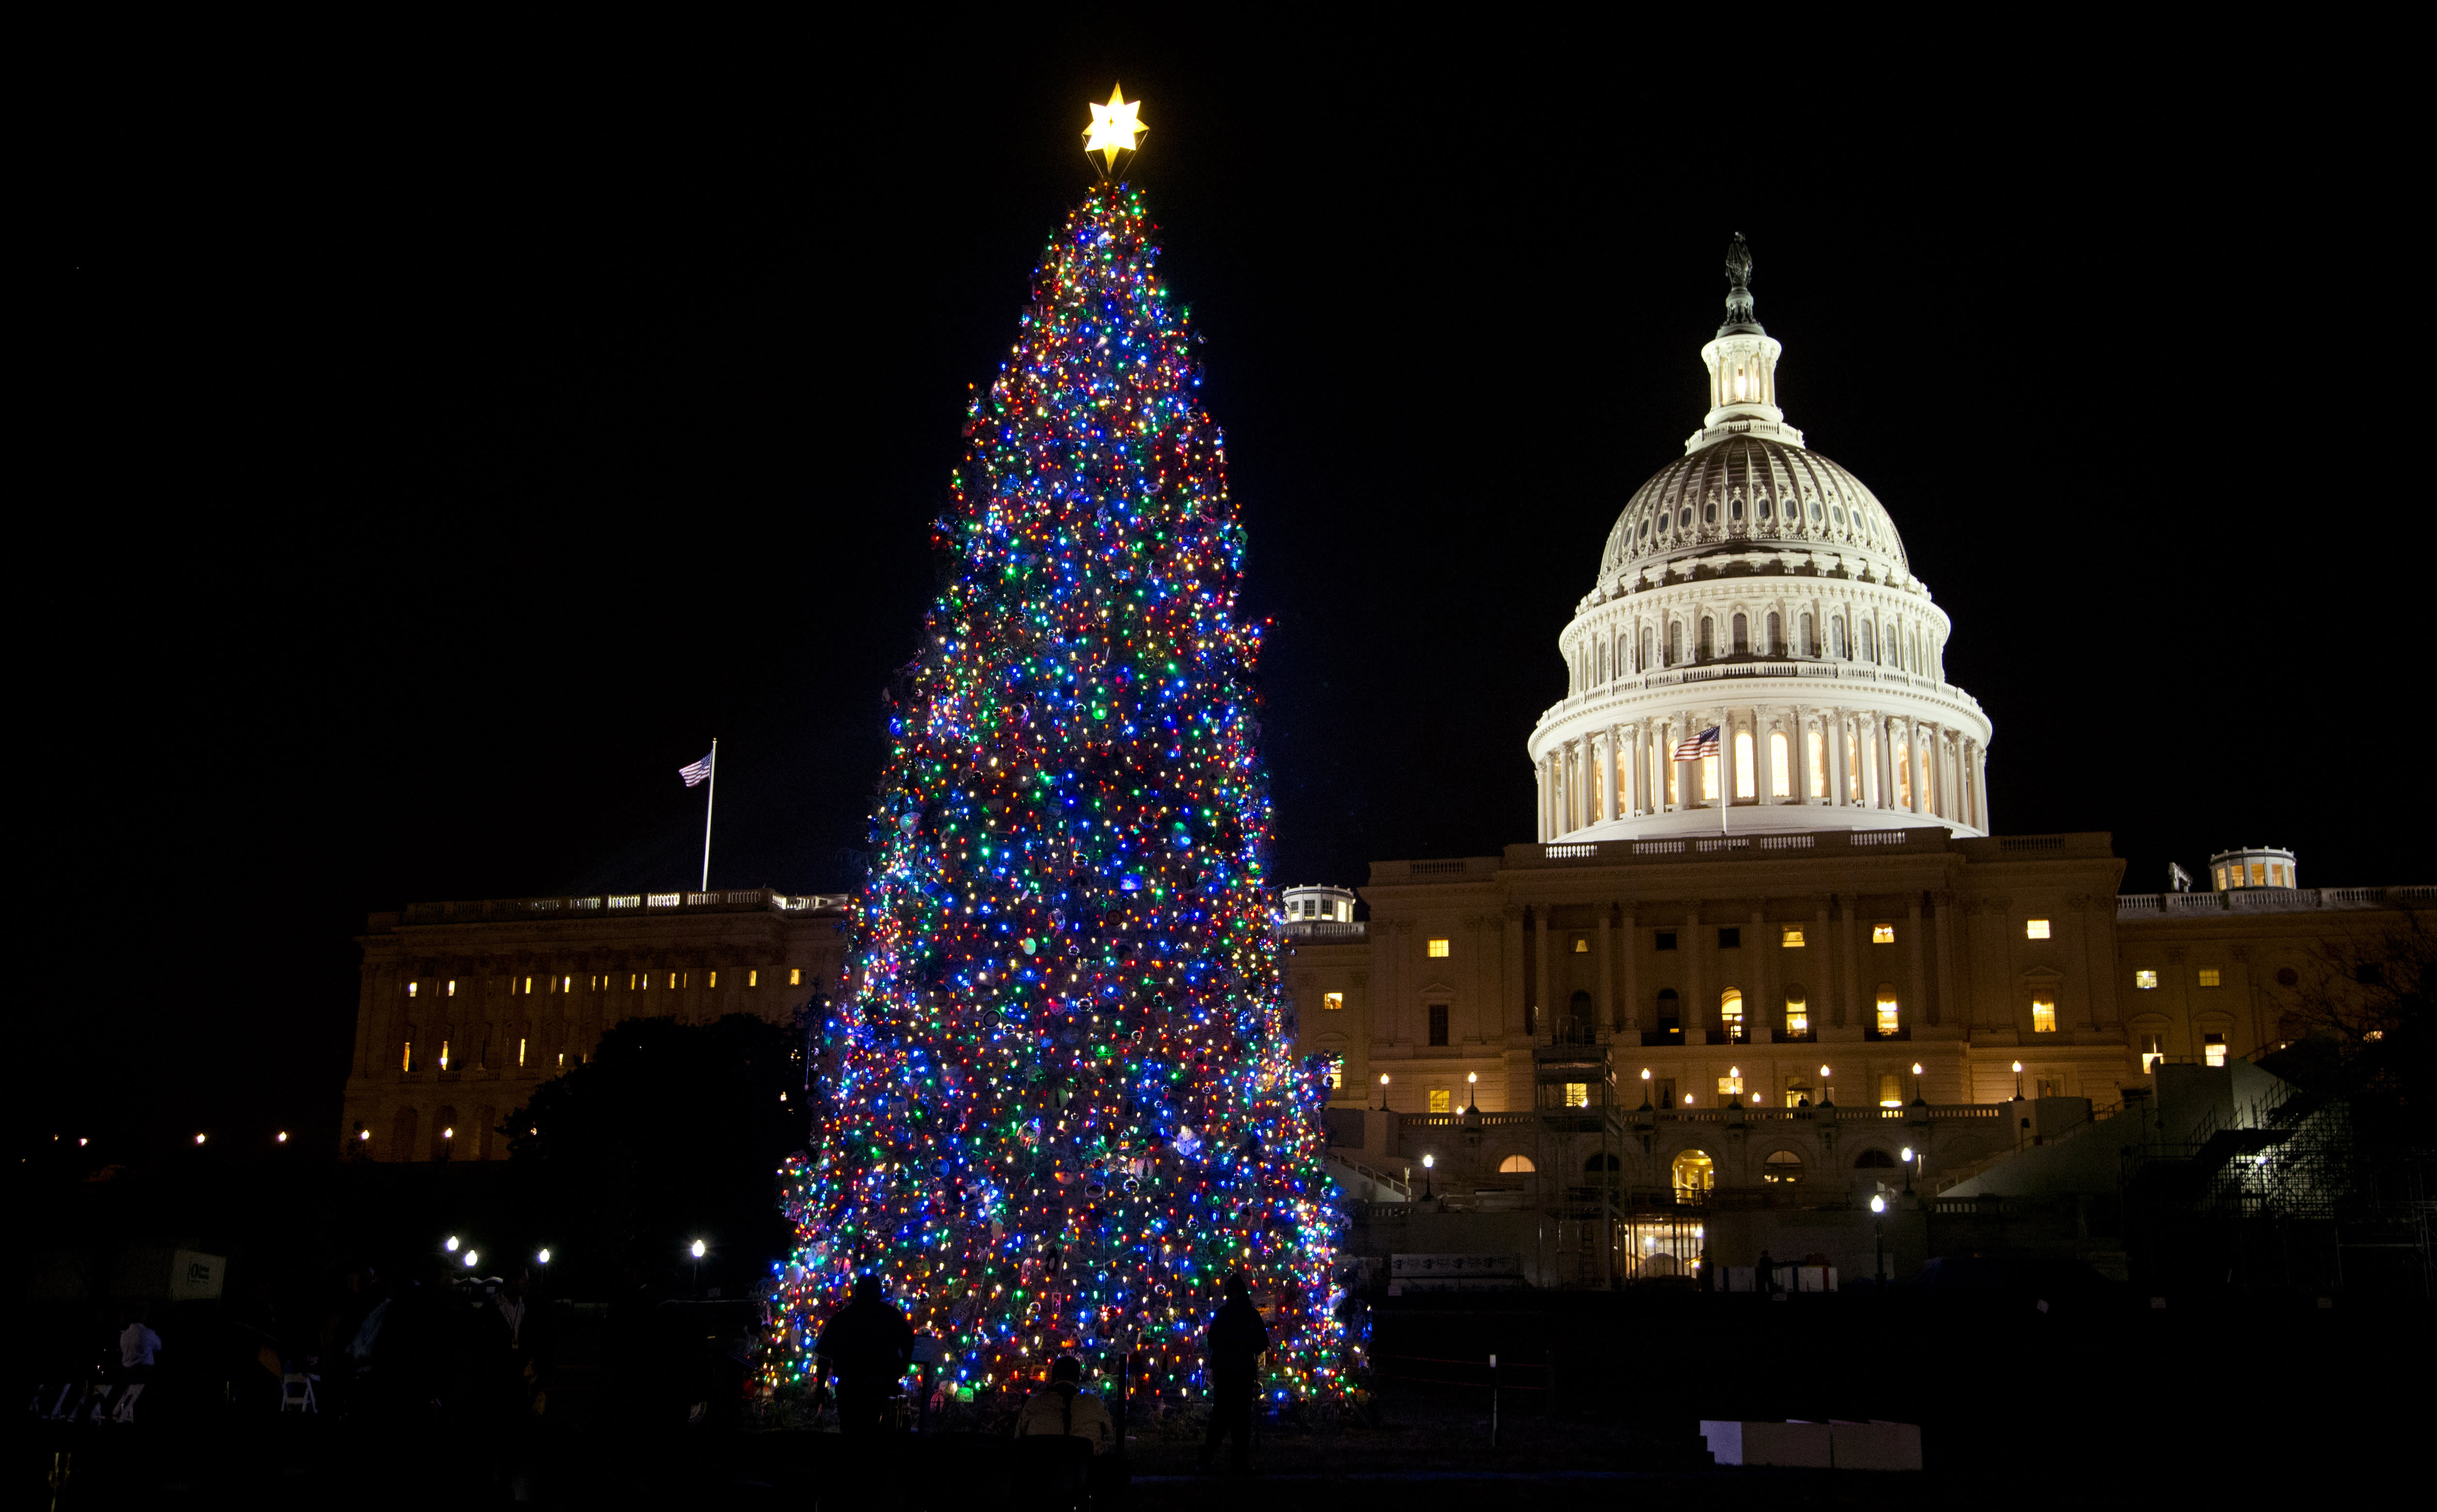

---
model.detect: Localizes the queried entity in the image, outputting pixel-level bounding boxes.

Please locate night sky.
[31,30,2407,1156]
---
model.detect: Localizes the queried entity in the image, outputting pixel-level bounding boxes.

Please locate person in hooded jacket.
[813,1276,915,1434]
[1198,1273,1268,1473]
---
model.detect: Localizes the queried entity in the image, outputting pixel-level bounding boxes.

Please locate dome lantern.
[1690,232,1803,454]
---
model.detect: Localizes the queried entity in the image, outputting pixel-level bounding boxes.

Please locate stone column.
[1684,903,1705,1040]
[1596,907,1615,1033]
[1976,741,1992,832]
[1619,906,1638,1031]
[1603,727,1621,823]
[1829,708,1850,809]
[1501,905,1527,1037]
[1838,893,1861,1028]
[1906,894,1926,1031]
[1622,723,1641,817]
[1532,904,1551,1038]
[1756,709,1777,806]
[1932,890,1956,1027]
[1876,714,1895,813]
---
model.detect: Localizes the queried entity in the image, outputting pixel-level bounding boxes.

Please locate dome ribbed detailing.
[1595,435,1909,591]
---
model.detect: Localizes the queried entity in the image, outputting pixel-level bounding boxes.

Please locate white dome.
[1527,236,1992,845]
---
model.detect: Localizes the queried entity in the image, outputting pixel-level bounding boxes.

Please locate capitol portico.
[1532,236,1990,842]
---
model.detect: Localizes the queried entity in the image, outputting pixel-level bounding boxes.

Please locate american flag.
[678,750,715,787]
[1672,726,1722,761]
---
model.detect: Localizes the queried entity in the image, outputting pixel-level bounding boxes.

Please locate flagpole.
[699,738,718,892]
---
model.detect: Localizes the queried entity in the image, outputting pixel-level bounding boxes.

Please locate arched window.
[1861,620,1877,662]
[1566,989,1594,1042]
[392,1105,420,1163]
[1731,497,1745,520]
[1853,1148,1897,1169]
[1597,641,1607,684]
[1719,988,1745,1041]
[1703,501,1717,524]
[1765,611,1781,654]
[1875,983,1901,1037]
[1655,988,1681,1037]
[1783,988,1809,1039]
[1640,626,1654,670]
[1731,613,1749,654]
[1698,618,1715,660]
[1832,618,1848,658]
[1758,494,1774,520]
[1667,622,1683,666]
[1761,1150,1804,1184]
[1895,741,1913,807]
[1769,731,1790,797]
[1498,1154,1537,1173]
[1734,730,1755,799]
[1584,1151,1622,1172]
[1799,613,1815,657]
[1671,1149,1715,1197]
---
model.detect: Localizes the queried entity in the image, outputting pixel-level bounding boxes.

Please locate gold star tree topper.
[1083,85,1146,172]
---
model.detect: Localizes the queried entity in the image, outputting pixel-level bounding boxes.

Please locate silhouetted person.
[1015,1354,1115,1452]
[1198,1273,1268,1474]
[1757,1249,1776,1295]
[814,1276,914,1434]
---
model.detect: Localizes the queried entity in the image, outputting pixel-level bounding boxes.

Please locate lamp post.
[1377,1073,1391,1112]
[1421,1153,1435,1201]
[2011,1060,2025,1101]
[1466,1071,1480,1113]
[1869,1194,1887,1283]
[1900,1146,1915,1196]
[1910,1062,1927,1106]
[1818,1065,1834,1107]
[690,1238,707,1295]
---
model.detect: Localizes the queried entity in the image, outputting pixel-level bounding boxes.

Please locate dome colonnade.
[1530,236,1991,843]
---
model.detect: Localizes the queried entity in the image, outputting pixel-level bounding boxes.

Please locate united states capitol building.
[1289,239,2428,1290]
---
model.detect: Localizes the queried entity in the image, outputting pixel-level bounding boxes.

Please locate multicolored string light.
[772,180,1342,1404]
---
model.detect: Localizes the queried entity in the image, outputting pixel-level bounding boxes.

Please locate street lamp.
[463,1250,479,1270]
[1639,1068,1653,1109]
[445,1235,461,1253]
[690,1238,708,1293]
[1900,1146,1915,1196]
[1819,1065,1834,1108]
[1421,1153,1435,1201]
[1466,1071,1480,1113]
[1910,1062,1926,1106]
[1869,1194,1887,1283]
[1377,1072,1391,1111]
[2011,1061,2025,1101]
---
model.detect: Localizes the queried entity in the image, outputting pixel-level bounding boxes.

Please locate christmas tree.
[774,120,1342,1407]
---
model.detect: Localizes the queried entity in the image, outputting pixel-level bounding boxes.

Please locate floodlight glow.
[445,1236,460,1252]
[691,1239,708,1259]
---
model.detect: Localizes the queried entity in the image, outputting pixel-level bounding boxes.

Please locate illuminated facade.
[1289,242,2428,1284]
[339,888,850,1161]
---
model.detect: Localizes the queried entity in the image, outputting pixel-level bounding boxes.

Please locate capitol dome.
[1529,236,1992,844]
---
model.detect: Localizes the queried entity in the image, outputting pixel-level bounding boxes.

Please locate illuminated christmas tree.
[774,95,1341,1407]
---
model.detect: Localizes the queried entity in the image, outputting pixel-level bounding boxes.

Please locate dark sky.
[31,27,2407,1156]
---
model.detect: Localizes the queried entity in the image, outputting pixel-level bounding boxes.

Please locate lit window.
[1875,985,1900,1036]
[2026,919,2051,939]
[1428,1088,1452,1113]
[439,1040,451,1071]
[2213,866,2228,890]
[518,1038,527,1067]
[1717,1072,1744,1098]
[2203,1033,2228,1068]
[2135,970,2159,990]
[790,968,803,985]
[1499,1154,1536,1174]
[1872,924,1895,945]
[1782,926,1806,947]
[1771,731,1790,797]
[1762,1150,1803,1184]
[2140,1034,2163,1072]
[1879,1073,1901,1107]
[2032,998,2057,1034]
[447,980,457,996]
[668,973,677,990]
[1734,730,1756,800]
[629,974,638,990]
[749,969,759,987]
[1572,937,1589,954]
[407,982,419,998]
[1325,1056,1345,1090]
[1720,989,1745,1041]
[1323,992,1345,1012]
[402,1041,413,1073]
[1564,1083,1589,1107]
[2198,968,2221,988]
[1701,753,1719,801]
[1784,995,1808,1038]
[523,976,533,994]
[1427,939,1450,958]
[708,971,717,989]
